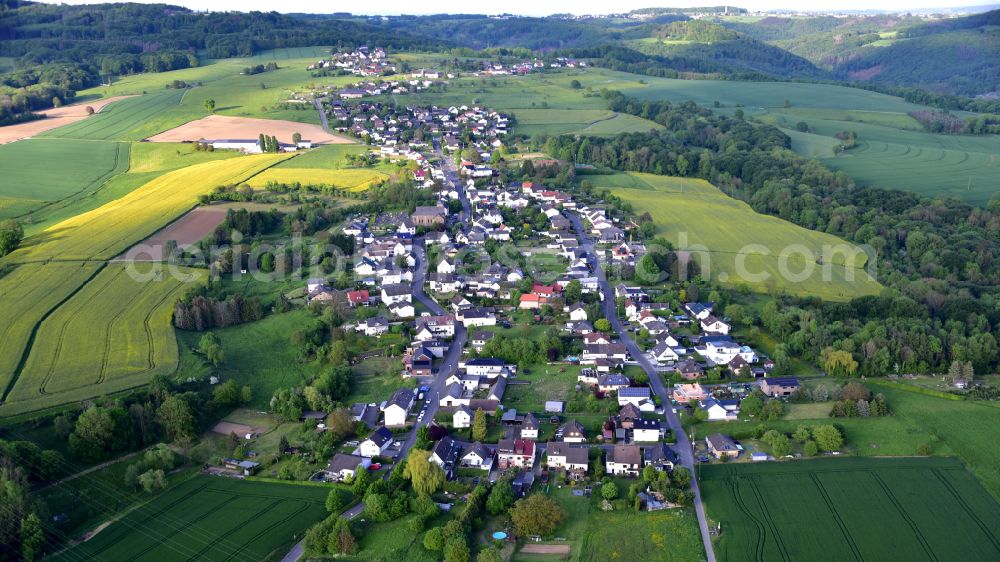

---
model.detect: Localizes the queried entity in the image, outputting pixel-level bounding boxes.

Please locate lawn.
[177,310,324,410]
[514,485,705,562]
[598,172,883,301]
[50,475,330,562]
[350,356,406,404]
[700,457,1000,562]
[2,265,203,416]
[0,139,129,220]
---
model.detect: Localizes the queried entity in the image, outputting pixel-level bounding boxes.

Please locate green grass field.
[701,457,1000,562]
[3,265,201,415]
[599,172,882,301]
[273,144,371,169]
[42,89,195,141]
[515,485,705,562]
[177,310,324,410]
[0,139,129,220]
[50,475,329,562]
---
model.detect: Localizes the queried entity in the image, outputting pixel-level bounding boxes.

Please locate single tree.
[601,482,618,501]
[510,494,567,537]
[472,408,487,441]
[204,98,216,112]
[404,449,445,496]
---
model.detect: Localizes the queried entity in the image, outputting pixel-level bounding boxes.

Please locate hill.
[834,16,1000,96]
[596,172,882,301]
[627,20,828,80]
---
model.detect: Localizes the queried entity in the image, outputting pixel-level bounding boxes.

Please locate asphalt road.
[283,146,474,562]
[567,211,717,562]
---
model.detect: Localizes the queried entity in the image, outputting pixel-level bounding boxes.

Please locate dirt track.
[0,96,136,144]
[520,544,571,555]
[145,114,353,145]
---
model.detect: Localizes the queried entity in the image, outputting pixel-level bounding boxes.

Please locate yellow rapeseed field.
[244,167,387,192]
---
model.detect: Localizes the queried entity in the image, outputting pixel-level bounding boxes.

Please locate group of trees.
[909,110,1000,135]
[269,364,353,421]
[173,293,264,331]
[828,382,889,418]
[756,423,843,457]
[243,62,278,75]
[257,134,281,153]
[0,220,24,256]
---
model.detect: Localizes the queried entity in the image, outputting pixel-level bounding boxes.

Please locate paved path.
[567,211,717,562]
[314,97,331,132]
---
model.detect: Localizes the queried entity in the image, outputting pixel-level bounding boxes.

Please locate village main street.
[566,211,718,562]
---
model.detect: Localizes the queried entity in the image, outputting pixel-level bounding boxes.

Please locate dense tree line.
[548,90,1000,376]
[173,293,264,331]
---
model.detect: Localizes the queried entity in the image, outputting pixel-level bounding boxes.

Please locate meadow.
[42,89,193,141]
[177,310,324,410]
[0,139,128,220]
[50,475,329,562]
[4,265,202,415]
[597,172,882,301]
[514,485,705,562]
[700,457,1000,562]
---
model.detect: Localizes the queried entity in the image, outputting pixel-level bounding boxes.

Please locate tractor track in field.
[809,473,865,562]
[36,265,123,396]
[871,472,938,562]
[932,469,1000,553]
[0,261,107,403]
[218,501,313,562]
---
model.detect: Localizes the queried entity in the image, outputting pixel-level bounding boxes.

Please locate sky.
[41,1,1000,17]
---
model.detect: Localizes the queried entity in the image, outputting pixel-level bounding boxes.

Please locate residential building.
[545,442,589,473]
[706,433,740,459]
[325,454,370,481]
[497,439,535,469]
[761,377,800,397]
[382,387,414,426]
[606,444,642,476]
[359,427,393,458]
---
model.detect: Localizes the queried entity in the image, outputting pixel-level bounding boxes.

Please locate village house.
[325,453,370,481]
[429,436,463,478]
[520,413,539,439]
[606,444,642,476]
[644,443,678,472]
[545,442,589,474]
[497,439,535,469]
[706,433,741,459]
[453,405,473,428]
[631,418,662,442]
[760,377,801,397]
[700,398,737,421]
[461,442,494,471]
[356,316,389,337]
[700,315,732,335]
[559,420,587,443]
[382,387,414,427]
[618,387,655,411]
[359,427,393,458]
[471,330,495,353]
[380,283,412,305]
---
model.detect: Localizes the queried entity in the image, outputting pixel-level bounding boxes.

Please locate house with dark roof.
[631,418,662,442]
[643,443,678,472]
[360,427,393,458]
[429,436,463,478]
[461,442,494,471]
[497,439,535,469]
[382,388,414,426]
[545,442,589,473]
[606,444,642,476]
[761,377,800,397]
[326,453,371,481]
[706,433,740,459]
[520,413,539,440]
[559,420,587,443]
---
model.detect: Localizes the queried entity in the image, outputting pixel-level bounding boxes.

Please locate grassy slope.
[176,310,323,410]
[599,172,882,301]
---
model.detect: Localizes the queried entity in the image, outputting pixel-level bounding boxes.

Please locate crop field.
[41,89,195,141]
[0,262,102,400]
[245,167,388,191]
[755,110,1000,204]
[0,139,129,220]
[3,265,201,413]
[50,476,329,562]
[599,172,882,301]
[701,457,1000,562]
[7,153,290,262]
